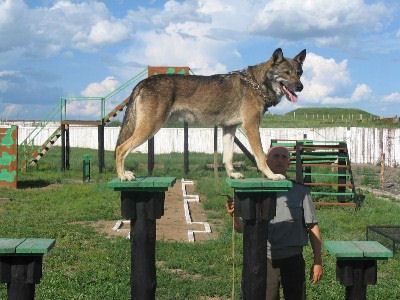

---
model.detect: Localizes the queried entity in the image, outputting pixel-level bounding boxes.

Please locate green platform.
[226,178,293,192]
[108,177,176,192]
[324,240,393,260]
[0,238,55,255]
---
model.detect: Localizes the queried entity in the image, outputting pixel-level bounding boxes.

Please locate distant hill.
[261,107,398,128]
[283,107,377,118]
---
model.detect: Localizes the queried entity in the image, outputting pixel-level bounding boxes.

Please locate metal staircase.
[22,69,148,168]
[103,96,130,125]
[23,66,190,168]
[29,126,62,167]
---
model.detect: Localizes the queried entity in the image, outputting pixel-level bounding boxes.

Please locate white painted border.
[181,178,212,242]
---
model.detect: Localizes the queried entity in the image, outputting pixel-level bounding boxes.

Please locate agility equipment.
[324,240,392,300]
[0,238,55,300]
[226,178,292,300]
[108,177,176,300]
[22,67,190,173]
[0,126,18,188]
[271,139,357,207]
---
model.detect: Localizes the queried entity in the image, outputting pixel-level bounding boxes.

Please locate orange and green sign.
[147,66,190,77]
[0,126,18,188]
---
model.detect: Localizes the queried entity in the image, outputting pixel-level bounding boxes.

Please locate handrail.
[104,69,147,100]
[20,100,63,146]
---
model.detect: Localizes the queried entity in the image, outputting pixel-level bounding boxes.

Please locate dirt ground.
[91,179,218,242]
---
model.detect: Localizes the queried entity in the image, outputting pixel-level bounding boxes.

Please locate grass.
[1,148,400,299]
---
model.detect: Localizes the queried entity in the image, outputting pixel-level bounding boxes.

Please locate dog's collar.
[230,70,271,112]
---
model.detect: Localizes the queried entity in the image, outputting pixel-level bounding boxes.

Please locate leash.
[231,206,236,300]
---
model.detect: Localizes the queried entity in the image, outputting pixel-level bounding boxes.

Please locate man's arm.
[308,223,323,284]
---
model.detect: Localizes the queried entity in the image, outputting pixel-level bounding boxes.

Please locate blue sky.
[0,0,399,120]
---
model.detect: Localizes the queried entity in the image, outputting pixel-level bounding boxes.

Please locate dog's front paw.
[229,172,244,179]
[120,171,136,181]
[268,173,286,181]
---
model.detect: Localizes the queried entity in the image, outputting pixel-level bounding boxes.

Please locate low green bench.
[324,240,393,300]
[0,238,55,300]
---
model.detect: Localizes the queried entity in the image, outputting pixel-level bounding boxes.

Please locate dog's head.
[266,48,306,103]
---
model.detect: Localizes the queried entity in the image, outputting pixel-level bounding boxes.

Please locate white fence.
[17,126,400,167]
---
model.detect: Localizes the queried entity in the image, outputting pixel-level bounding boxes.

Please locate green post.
[324,240,393,300]
[0,238,55,300]
[226,178,293,300]
[82,155,91,182]
[108,177,176,300]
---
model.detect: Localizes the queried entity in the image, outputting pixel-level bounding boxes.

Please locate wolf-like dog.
[116,48,306,181]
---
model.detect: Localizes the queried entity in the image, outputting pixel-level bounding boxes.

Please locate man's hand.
[225,200,234,217]
[310,263,323,284]
[225,200,243,232]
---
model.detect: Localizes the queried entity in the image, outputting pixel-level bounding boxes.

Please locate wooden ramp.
[29,126,62,167]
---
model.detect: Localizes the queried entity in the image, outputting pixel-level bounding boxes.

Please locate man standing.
[226,146,323,300]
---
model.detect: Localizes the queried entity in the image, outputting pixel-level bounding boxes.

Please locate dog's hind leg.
[116,96,167,181]
[222,125,244,179]
[116,121,163,181]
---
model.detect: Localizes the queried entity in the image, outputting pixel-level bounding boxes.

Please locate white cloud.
[0,70,19,92]
[351,84,373,101]
[88,20,130,46]
[301,53,350,103]
[0,103,21,119]
[383,92,400,103]
[251,0,389,48]
[298,53,375,106]
[0,0,134,57]
[81,77,120,97]
[0,102,49,119]
[65,101,103,118]
[118,28,230,75]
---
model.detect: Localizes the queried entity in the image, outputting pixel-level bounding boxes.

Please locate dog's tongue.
[282,85,298,102]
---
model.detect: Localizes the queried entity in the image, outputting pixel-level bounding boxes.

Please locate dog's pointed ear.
[272,48,283,64]
[294,49,306,65]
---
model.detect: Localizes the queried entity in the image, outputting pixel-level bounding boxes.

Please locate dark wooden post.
[233,137,256,166]
[184,122,189,175]
[213,126,219,190]
[226,178,293,300]
[0,238,55,300]
[337,142,347,202]
[98,123,105,173]
[295,141,304,184]
[61,123,66,171]
[148,137,154,175]
[108,177,176,300]
[65,124,70,170]
[325,240,392,300]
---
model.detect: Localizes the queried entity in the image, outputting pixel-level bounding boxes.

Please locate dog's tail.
[116,83,143,148]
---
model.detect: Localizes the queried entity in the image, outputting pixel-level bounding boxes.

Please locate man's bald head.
[266,146,290,175]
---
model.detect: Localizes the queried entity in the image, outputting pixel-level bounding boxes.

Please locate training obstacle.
[271,139,357,207]
[0,126,18,189]
[108,177,176,300]
[324,240,392,300]
[0,238,55,300]
[226,178,293,300]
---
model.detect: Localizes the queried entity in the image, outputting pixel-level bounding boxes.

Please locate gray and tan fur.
[116,48,306,181]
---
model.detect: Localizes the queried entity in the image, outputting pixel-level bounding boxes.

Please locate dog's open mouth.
[280,83,298,102]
